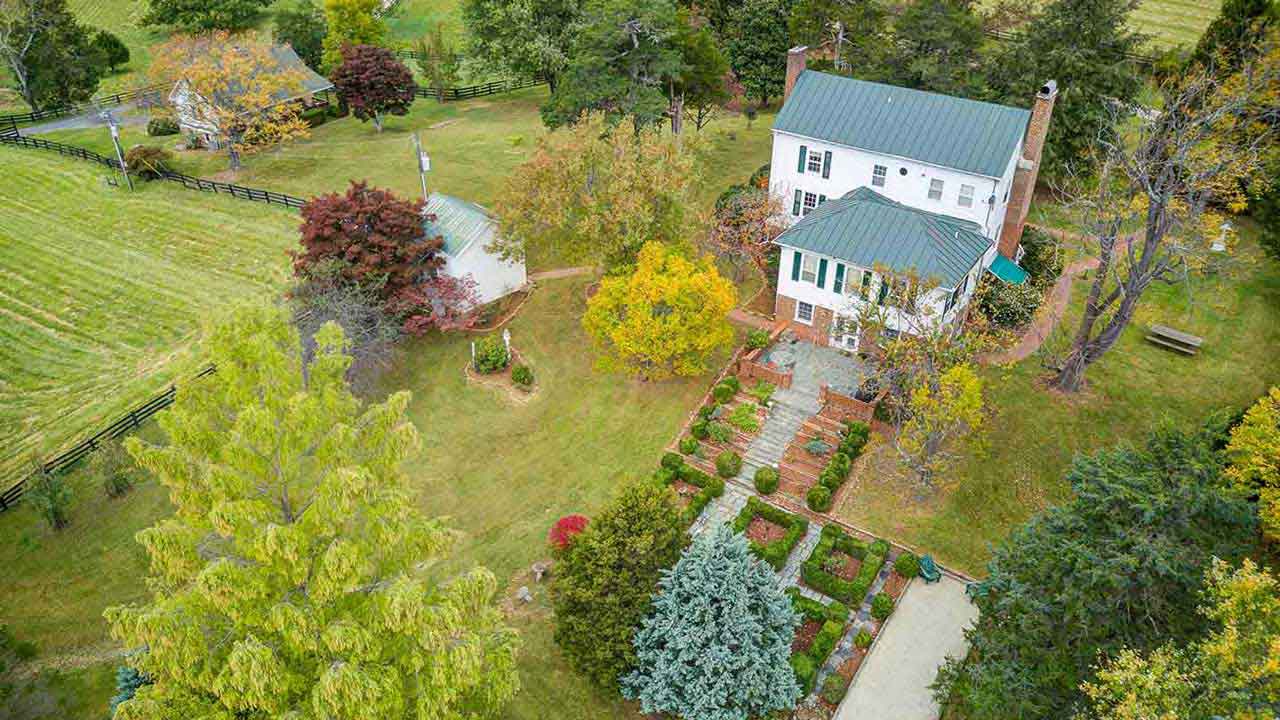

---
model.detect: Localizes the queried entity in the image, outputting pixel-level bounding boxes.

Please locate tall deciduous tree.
[1048,61,1275,393]
[93,30,129,72]
[883,0,985,97]
[1225,387,1280,543]
[725,0,792,105]
[105,304,520,719]
[0,0,103,111]
[934,422,1259,720]
[462,0,581,92]
[542,0,686,129]
[787,0,886,73]
[551,480,687,690]
[704,186,786,275]
[668,11,730,132]
[893,362,984,488]
[984,0,1146,178]
[330,43,416,131]
[1082,558,1280,719]
[415,23,459,95]
[583,241,737,380]
[274,0,328,70]
[143,0,272,31]
[149,32,311,170]
[622,524,801,720]
[491,113,704,270]
[321,0,383,71]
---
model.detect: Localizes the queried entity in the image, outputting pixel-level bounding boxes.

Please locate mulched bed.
[884,572,909,599]
[671,480,702,510]
[791,619,823,654]
[839,651,866,680]
[827,551,861,581]
[746,516,787,545]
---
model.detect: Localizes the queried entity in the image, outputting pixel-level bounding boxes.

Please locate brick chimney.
[784,46,808,103]
[997,80,1057,259]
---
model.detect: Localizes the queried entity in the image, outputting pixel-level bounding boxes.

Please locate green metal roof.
[774,188,991,287]
[774,71,1031,178]
[424,193,495,256]
[988,254,1028,284]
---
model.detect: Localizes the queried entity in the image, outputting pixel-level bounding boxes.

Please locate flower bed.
[731,496,809,570]
[787,588,849,694]
[801,525,888,604]
[656,454,725,526]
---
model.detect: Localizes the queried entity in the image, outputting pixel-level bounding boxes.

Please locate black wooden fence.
[413,75,546,102]
[0,83,168,127]
[0,366,217,511]
[0,131,116,167]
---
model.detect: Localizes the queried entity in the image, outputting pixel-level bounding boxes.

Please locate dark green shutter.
[818,194,827,204]
[876,277,890,305]
[822,151,832,178]
[797,145,807,173]
[791,251,802,281]
[792,189,802,216]
[833,263,845,294]
[817,258,828,288]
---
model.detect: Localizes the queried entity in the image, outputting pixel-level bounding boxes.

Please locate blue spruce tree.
[622,523,801,719]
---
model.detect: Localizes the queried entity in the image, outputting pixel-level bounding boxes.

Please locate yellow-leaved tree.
[1081,558,1280,719]
[1225,386,1280,543]
[105,304,519,719]
[893,362,984,489]
[150,31,312,170]
[583,241,735,380]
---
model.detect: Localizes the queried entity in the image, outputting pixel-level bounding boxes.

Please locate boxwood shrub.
[790,653,816,694]
[661,452,684,471]
[722,376,741,394]
[712,381,735,403]
[679,435,699,455]
[690,419,709,440]
[753,466,778,494]
[785,588,850,693]
[801,525,876,604]
[893,551,920,578]
[655,460,725,526]
[870,591,894,620]
[707,421,733,444]
[746,328,770,349]
[820,673,850,705]
[698,402,719,420]
[731,496,809,570]
[715,450,742,478]
[806,485,832,512]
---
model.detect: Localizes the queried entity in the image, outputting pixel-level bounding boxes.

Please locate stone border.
[463,348,540,405]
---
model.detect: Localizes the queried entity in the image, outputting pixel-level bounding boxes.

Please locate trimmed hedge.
[811,421,872,502]
[731,496,808,570]
[753,466,779,494]
[712,381,735,403]
[679,435,699,455]
[746,328,770,349]
[806,485,832,512]
[870,591,894,621]
[655,457,725,526]
[790,653,816,694]
[820,672,850,705]
[785,588,850,694]
[787,586,850,624]
[801,524,887,604]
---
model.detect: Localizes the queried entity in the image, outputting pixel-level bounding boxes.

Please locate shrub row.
[787,586,849,624]
[785,588,849,694]
[655,456,725,526]
[801,525,887,605]
[731,496,809,570]
[711,375,741,403]
[806,421,871,512]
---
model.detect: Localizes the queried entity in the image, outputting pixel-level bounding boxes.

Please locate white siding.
[768,130,1020,240]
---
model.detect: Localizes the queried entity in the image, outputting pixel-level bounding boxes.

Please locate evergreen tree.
[142,0,273,31]
[934,422,1258,719]
[984,0,1146,178]
[725,0,792,105]
[542,0,686,129]
[93,29,130,72]
[787,0,887,74]
[622,524,801,720]
[274,0,328,70]
[550,480,687,690]
[668,11,730,132]
[883,0,985,96]
[1191,0,1276,71]
[105,304,519,719]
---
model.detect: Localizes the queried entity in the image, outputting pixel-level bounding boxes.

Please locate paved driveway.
[837,574,977,720]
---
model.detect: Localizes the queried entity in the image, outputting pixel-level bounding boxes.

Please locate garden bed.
[731,496,809,570]
[786,589,850,695]
[656,454,726,526]
[746,516,787,545]
[801,524,888,605]
[463,347,538,403]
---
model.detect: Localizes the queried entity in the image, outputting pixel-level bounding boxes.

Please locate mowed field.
[0,144,299,482]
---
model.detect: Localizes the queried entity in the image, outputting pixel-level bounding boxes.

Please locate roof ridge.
[797,70,1029,117]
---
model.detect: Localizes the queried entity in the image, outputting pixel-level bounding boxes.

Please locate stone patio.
[761,336,874,405]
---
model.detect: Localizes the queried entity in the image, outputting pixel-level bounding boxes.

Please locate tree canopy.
[882,0,985,97]
[0,0,105,111]
[274,0,328,70]
[934,421,1259,719]
[321,0,384,70]
[462,0,582,91]
[143,0,273,31]
[1225,387,1280,543]
[551,480,687,690]
[622,524,801,720]
[724,0,792,105]
[491,112,704,270]
[93,29,130,72]
[330,43,417,131]
[105,303,519,719]
[583,241,737,380]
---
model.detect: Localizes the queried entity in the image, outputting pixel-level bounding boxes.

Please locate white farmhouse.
[769,47,1056,349]
[423,193,527,305]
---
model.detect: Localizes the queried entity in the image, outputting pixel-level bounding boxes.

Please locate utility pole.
[102,109,133,191]
[832,20,846,71]
[412,131,430,204]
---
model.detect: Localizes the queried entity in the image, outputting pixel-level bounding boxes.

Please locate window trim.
[802,191,819,216]
[872,164,887,188]
[958,183,975,208]
[928,178,944,201]
[795,300,815,325]
[800,254,818,284]
[806,150,823,174]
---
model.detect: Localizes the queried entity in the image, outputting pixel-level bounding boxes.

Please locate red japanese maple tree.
[330,44,417,131]
[548,514,590,552]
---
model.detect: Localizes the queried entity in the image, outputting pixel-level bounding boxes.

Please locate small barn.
[424,193,528,305]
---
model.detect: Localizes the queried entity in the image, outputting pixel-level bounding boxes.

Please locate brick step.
[810,413,847,434]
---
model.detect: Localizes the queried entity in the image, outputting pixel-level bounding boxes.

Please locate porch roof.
[774,187,991,288]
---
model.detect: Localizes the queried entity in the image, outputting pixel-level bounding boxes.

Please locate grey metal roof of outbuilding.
[774,71,1030,178]
[423,193,495,256]
[775,188,991,287]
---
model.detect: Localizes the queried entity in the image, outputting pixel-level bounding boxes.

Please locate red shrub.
[549,514,589,551]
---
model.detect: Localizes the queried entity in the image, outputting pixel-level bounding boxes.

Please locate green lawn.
[834,227,1280,576]
[976,0,1219,48]
[0,272,723,719]
[0,145,299,481]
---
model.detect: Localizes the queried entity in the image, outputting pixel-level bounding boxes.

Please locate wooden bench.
[1146,324,1203,356]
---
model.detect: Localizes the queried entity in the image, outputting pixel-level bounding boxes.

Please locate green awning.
[988,255,1028,285]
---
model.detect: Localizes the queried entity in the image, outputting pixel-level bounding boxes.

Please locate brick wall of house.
[774,293,832,346]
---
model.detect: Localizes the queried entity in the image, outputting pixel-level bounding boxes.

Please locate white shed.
[423,193,527,305]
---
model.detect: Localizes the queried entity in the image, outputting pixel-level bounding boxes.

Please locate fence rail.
[413,76,545,102]
[0,83,168,127]
[0,131,116,167]
[159,171,307,208]
[0,366,217,511]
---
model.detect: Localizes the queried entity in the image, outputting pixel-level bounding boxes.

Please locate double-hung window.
[802,191,819,215]
[796,301,815,324]
[807,150,823,173]
[958,184,975,208]
[872,165,887,188]
[800,254,818,283]
[928,178,944,201]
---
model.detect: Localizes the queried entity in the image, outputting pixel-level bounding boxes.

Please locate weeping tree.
[1048,55,1278,392]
